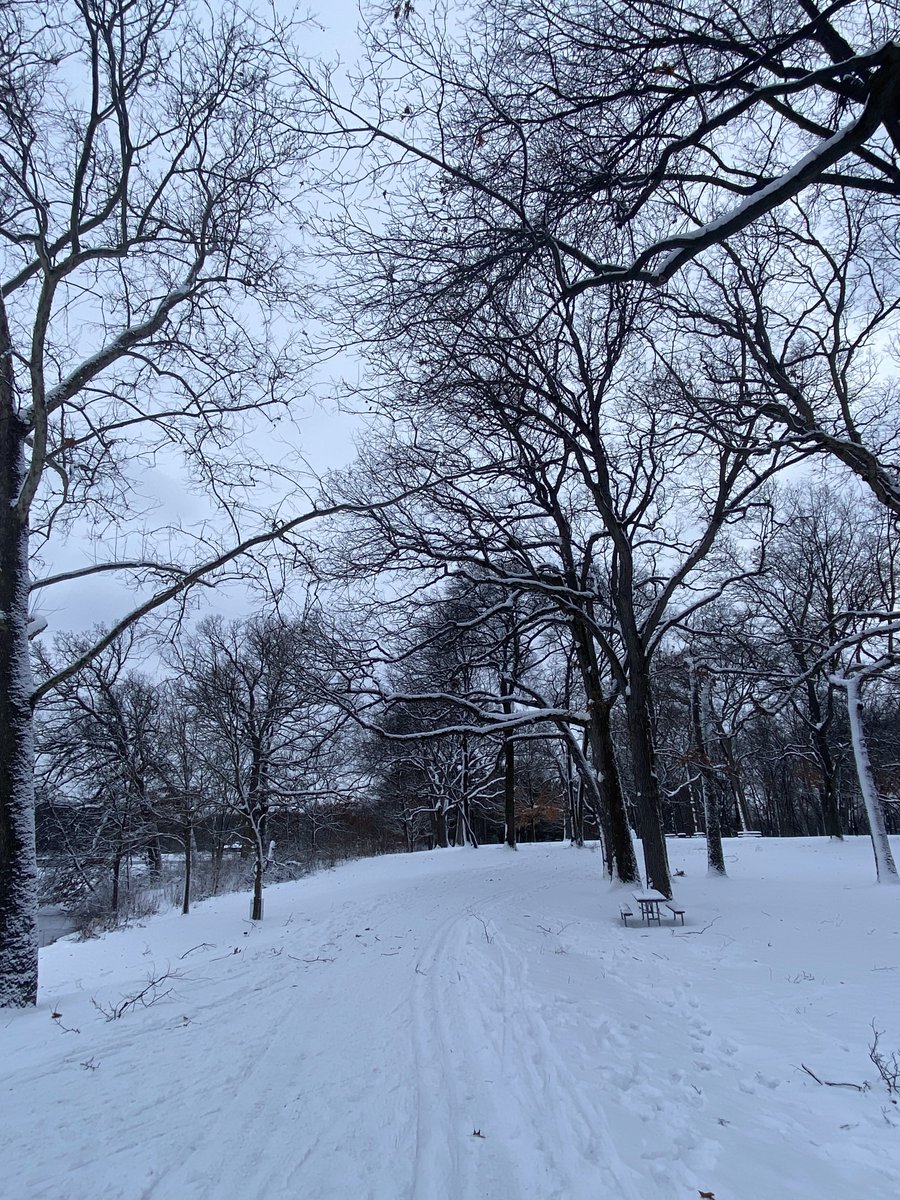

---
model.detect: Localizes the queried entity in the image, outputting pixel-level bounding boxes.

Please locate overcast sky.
[33,1,372,652]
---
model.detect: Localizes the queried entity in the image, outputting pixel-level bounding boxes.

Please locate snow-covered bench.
[620,907,634,925]
[666,902,686,925]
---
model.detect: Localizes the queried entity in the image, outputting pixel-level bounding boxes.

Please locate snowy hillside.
[3,838,900,1200]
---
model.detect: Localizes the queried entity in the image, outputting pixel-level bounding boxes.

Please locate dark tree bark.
[689,664,726,878]
[434,805,449,849]
[806,681,843,840]
[624,673,672,896]
[182,820,193,916]
[500,641,518,849]
[0,302,37,1004]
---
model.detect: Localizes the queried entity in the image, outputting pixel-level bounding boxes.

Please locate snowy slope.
[2,838,900,1200]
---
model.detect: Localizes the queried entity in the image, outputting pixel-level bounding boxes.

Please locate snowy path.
[3,839,900,1200]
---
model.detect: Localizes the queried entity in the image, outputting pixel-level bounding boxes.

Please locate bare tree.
[174,613,347,922]
[0,0,312,1007]
[36,628,177,920]
[303,0,900,512]
[312,0,900,286]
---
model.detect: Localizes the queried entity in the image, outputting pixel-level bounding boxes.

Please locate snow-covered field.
[3,837,900,1200]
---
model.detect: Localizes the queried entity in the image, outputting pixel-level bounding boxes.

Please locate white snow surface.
[4,837,900,1200]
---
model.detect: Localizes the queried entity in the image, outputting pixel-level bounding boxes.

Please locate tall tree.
[0,0,309,1007]
[307,0,900,511]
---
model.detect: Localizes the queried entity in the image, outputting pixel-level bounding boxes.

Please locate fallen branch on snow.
[92,970,180,1021]
[671,917,721,937]
[800,1063,869,1092]
[179,943,214,959]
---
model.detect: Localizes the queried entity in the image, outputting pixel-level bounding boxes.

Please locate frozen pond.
[37,907,78,947]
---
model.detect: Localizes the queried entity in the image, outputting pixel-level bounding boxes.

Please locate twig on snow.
[672,917,720,937]
[179,943,214,959]
[92,969,180,1021]
[473,914,493,944]
[800,1063,868,1092]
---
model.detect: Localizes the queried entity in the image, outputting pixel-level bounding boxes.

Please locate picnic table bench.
[621,892,686,927]
[632,891,667,925]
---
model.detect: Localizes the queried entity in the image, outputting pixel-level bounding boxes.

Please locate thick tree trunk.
[570,626,639,882]
[624,676,672,898]
[250,807,267,920]
[591,702,640,884]
[251,849,264,920]
[569,750,585,848]
[844,676,899,884]
[0,370,38,1006]
[434,804,449,848]
[807,681,843,839]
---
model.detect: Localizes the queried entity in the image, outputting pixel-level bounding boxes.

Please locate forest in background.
[34,479,900,935]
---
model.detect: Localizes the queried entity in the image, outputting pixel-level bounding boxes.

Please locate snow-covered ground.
[3,837,900,1200]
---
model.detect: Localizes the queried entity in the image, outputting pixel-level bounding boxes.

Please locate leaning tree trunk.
[844,675,899,884]
[0,371,38,1007]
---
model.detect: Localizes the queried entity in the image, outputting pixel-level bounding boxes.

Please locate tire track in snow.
[408,877,536,1200]
[407,871,599,1200]
[485,919,646,1200]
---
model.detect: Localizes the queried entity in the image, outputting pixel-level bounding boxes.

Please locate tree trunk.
[0,340,38,1006]
[461,732,475,846]
[211,810,226,893]
[434,804,449,848]
[624,676,672,897]
[145,823,163,873]
[691,666,726,877]
[251,848,264,920]
[504,732,517,848]
[111,849,122,916]
[807,681,843,839]
[250,806,267,920]
[182,819,192,915]
[844,676,899,883]
[501,680,517,849]
[718,731,752,832]
[139,786,163,872]
[569,752,585,848]
[592,702,640,884]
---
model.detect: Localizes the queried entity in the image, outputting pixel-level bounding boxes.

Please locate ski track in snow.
[3,838,900,1200]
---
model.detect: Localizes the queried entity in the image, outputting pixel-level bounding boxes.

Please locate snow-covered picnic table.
[632,890,668,925]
